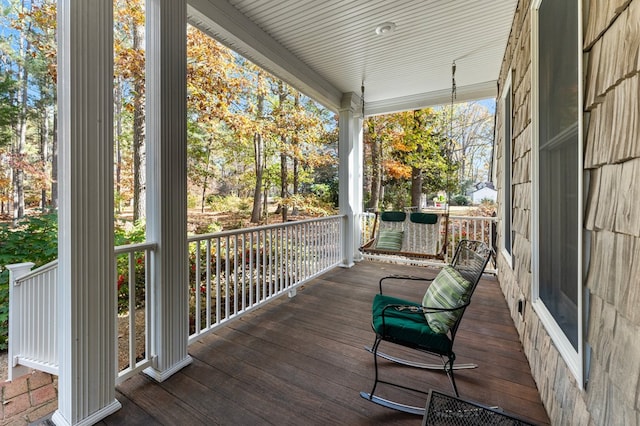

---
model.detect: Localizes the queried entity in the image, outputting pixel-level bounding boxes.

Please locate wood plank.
[157,366,269,425]
[116,375,208,425]
[106,261,550,425]
[96,392,162,426]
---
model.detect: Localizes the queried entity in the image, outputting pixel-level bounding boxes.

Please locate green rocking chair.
[360,239,493,415]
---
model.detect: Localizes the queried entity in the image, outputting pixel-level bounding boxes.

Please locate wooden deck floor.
[100,261,549,425]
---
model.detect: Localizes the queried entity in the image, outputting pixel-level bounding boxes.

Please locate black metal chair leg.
[445,356,460,397]
[367,337,382,399]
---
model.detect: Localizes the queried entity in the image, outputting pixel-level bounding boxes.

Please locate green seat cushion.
[375,230,404,251]
[421,265,472,334]
[380,211,406,222]
[372,294,453,354]
[410,212,438,224]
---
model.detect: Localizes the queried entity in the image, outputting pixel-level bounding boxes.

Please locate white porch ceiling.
[187,0,517,115]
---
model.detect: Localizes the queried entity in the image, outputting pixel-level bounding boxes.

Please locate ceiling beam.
[365,80,497,116]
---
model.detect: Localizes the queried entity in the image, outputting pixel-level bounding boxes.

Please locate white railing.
[6,243,157,384]
[445,215,497,269]
[187,215,344,343]
[114,242,157,384]
[6,214,345,381]
[6,212,493,386]
[7,260,59,381]
[359,212,376,250]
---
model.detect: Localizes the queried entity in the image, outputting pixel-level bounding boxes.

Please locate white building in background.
[469,182,497,204]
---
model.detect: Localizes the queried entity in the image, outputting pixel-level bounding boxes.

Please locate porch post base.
[51,399,121,426]
[143,355,193,383]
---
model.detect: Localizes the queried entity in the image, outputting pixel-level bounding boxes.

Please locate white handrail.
[6,214,346,381]
[114,242,157,384]
[446,215,497,268]
[6,243,159,384]
[7,262,58,381]
[187,215,345,344]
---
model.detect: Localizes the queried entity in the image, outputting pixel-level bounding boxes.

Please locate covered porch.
[102,261,548,425]
[27,1,529,424]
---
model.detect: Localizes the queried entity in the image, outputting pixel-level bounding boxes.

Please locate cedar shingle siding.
[496,0,640,423]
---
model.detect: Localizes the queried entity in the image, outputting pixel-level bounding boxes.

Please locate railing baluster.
[195,242,202,335]
[233,234,239,316]
[206,239,212,329]
[269,228,273,297]
[279,227,284,292]
[311,222,317,274]
[241,234,246,311]
[292,225,302,284]
[128,251,136,371]
[216,238,221,326]
[274,228,278,296]
[262,229,267,302]
[248,232,254,307]
[144,247,151,371]
[256,230,261,305]
[224,235,232,319]
[285,226,290,289]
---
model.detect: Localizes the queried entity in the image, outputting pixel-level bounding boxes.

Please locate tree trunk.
[411,166,422,210]
[132,96,143,221]
[277,82,288,222]
[250,132,264,223]
[262,188,268,222]
[291,92,300,216]
[410,145,423,209]
[13,9,28,224]
[279,148,288,221]
[50,107,57,209]
[367,121,382,211]
[40,105,48,208]
[115,81,122,213]
[250,73,265,223]
[291,157,299,216]
[200,138,213,213]
[410,111,423,210]
[132,26,145,221]
[13,85,27,222]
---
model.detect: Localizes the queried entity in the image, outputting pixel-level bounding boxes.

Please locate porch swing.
[359,65,457,262]
[360,209,449,261]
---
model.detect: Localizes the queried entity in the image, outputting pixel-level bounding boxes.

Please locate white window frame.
[530,0,585,387]
[501,71,513,268]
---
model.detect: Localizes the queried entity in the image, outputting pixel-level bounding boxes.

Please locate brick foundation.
[1,372,57,426]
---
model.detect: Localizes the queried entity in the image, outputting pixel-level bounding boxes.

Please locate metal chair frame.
[360,239,493,416]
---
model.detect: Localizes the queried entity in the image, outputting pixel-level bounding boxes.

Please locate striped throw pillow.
[375,230,404,251]
[422,265,472,334]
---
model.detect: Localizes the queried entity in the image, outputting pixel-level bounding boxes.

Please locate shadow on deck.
[101,260,549,425]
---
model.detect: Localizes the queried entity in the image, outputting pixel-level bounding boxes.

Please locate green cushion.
[380,211,406,222]
[372,294,453,354]
[375,230,403,251]
[410,212,438,224]
[421,266,472,334]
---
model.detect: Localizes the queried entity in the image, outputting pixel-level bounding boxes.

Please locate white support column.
[53,2,120,425]
[338,92,364,267]
[144,0,192,381]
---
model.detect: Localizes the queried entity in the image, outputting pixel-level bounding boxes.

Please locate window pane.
[537,0,579,349]
[504,84,512,256]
